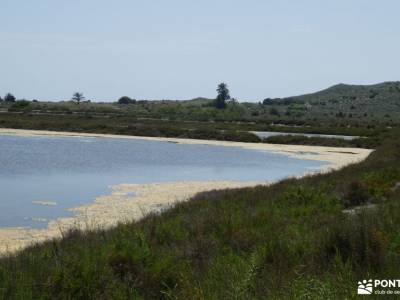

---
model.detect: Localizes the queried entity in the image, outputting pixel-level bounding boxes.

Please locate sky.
[1,0,400,102]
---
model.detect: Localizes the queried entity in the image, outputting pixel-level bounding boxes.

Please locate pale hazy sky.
[1,0,399,101]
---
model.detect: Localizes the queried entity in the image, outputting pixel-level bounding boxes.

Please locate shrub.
[11,100,30,108]
[269,108,280,116]
[118,96,136,104]
[4,93,16,102]
[343,181,371,207]
[317,215,389,272]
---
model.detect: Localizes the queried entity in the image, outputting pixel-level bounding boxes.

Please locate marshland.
[2,1,400,299]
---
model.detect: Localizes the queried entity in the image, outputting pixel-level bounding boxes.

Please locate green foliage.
[1,130,400,299]
[214,82,230,109]
[118,96,136,104]
[269,107,280,116]
[9,100,30,111]
[0,113,262,143]
[1,81,400,128]
[4,93,16,102]
[71,92,85,104]
[343,181,371,207]
[362,168,400,198]
[262,98,274,105]
[0,79,400,298]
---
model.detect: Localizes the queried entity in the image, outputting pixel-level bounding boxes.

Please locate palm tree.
[215,83,230,109]
[71,92,85,104]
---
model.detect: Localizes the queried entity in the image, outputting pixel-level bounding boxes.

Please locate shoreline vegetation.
[0,129,398,298]
[0,97,388,148]
[0,181,262,255]
[0,128,372,255]
[0,128,372,256]
[0,81,398,298]
[0,109,386,148]
[1,81,399,129]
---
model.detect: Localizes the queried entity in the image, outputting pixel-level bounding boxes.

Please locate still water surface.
[252,131,358,140]
[0,134,325,228]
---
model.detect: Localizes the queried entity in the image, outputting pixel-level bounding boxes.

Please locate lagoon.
[0,134,325,229]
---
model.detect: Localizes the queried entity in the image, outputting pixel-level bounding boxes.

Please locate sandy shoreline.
[0,128,372,170]
[0,128,373,255]
[0,181,262,255]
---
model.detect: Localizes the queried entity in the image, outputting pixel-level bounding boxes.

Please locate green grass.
[1,129,400,299]
[0,111,389,147]
[0,113,262,143]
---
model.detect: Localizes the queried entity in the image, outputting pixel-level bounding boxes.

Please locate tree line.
[1,82,234,108]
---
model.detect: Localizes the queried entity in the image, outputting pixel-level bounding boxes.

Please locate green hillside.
[293,81,400,111]
[293,81,400,102]
[260,81,400,123]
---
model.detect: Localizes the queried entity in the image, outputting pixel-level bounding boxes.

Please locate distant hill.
[290,81,400,105]
[261,81,400,123]
[182,97,214,105]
